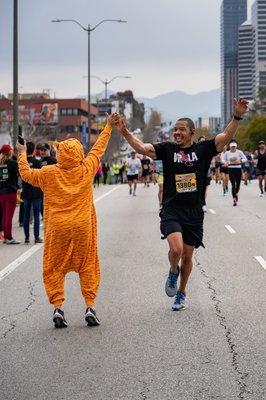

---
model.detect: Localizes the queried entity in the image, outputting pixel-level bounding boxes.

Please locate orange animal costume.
[18,125,112,308]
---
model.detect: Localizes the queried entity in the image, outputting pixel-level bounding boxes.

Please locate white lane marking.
[225,225,236,234]
[0,186,120,283]
[209,209,216,214]
[0,244,43,281]
[254,256,266,271]
[94,186,120,203]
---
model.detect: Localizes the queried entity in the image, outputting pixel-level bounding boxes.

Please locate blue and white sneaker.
[172,291,186,311]
[165,268,179,297]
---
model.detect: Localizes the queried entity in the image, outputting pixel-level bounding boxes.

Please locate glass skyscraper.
[252,0,266,101]
[238,22,254,100]
[221,0,247,128]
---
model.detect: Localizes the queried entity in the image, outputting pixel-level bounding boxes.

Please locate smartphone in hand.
[18,135,25,145]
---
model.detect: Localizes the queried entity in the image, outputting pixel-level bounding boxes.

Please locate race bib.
[175,173,197,193]
[144,164,148,170]
[0,165,9,183]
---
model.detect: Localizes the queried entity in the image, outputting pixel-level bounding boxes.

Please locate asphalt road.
[0,181,265,400]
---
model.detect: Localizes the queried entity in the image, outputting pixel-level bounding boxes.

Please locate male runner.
[154,160,164,209]
[221,141,247,206]
[220,146,229,195]
[254,140,266,196]
[141,155,151,187]
[126,151,142,196]
[117,99,248,310]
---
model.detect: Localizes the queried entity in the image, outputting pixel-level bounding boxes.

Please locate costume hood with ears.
[56,139,85,169]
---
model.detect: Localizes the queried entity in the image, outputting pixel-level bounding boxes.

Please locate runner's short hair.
[177,118,195,133]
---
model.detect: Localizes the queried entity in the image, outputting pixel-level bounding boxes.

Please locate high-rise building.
[238,22,254,99]
[221,0,247,128]
[252,0,266,106]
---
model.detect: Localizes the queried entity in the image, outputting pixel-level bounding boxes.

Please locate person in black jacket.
[36,143,57,217]
[36,143,57,166]
[0,144,20,244]
[22,142,43,244]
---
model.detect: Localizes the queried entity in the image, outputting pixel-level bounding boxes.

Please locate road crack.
[195,252,251,400]
[0,280,37,340]
[139,381,150,399]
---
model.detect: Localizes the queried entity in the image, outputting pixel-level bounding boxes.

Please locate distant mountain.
[138,89,220,122]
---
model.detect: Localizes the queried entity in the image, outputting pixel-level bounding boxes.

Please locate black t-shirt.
[141,159,151,171]
[22,156,43,200]
[0,159,19,194]
[257,150,266,170]
[153,139,218,209]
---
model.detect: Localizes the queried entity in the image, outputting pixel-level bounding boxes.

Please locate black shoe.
[53,309,68,328]
[85,307,100,326]
[35,238,43,244]
[25,238,30,244]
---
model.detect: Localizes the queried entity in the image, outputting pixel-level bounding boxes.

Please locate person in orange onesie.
[17,113,119,328]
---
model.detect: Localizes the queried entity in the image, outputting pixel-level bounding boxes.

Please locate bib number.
[175,173,197,193]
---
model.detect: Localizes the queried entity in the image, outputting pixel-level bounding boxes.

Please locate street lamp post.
[91,75,131,113]
[13,0,19,146]
[51,18,127,148]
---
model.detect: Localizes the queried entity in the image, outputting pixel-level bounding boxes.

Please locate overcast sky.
[0,0,254,99]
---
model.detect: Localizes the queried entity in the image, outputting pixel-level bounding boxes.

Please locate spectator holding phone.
[0,144,20,244]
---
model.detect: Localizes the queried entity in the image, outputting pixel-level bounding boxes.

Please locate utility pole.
[13,0,19,146]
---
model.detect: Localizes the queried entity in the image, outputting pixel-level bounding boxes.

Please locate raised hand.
[116,115,128,135]
[16,141,26,154]
[234,98,249,118]
[106,112,120,127]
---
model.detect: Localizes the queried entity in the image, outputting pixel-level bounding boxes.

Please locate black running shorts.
[220,166,229,174]
[256,168,265,176]
[160,206,204,248]
[127,174,139,181]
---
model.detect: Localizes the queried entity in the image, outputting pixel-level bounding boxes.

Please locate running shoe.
[5,238,21,244]
[25,237,30,244]
[172,291,186,311]
[233,198,237,206]
[133,192,136,196]
[165,268,180,297]
[129,188,132,195]
[35,238,43,244]
[85,307,100,326]
[53,309,68,328]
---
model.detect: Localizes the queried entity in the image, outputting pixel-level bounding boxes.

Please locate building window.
[73,109,78,115]
[66,125,73,133]
[61,108,67,115]
[67,109,73,116]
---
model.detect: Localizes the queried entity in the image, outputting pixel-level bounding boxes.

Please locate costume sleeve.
[85,124,112,175]
[18,153,45,189]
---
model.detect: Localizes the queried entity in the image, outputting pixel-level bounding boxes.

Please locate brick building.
[0,95,99,145]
